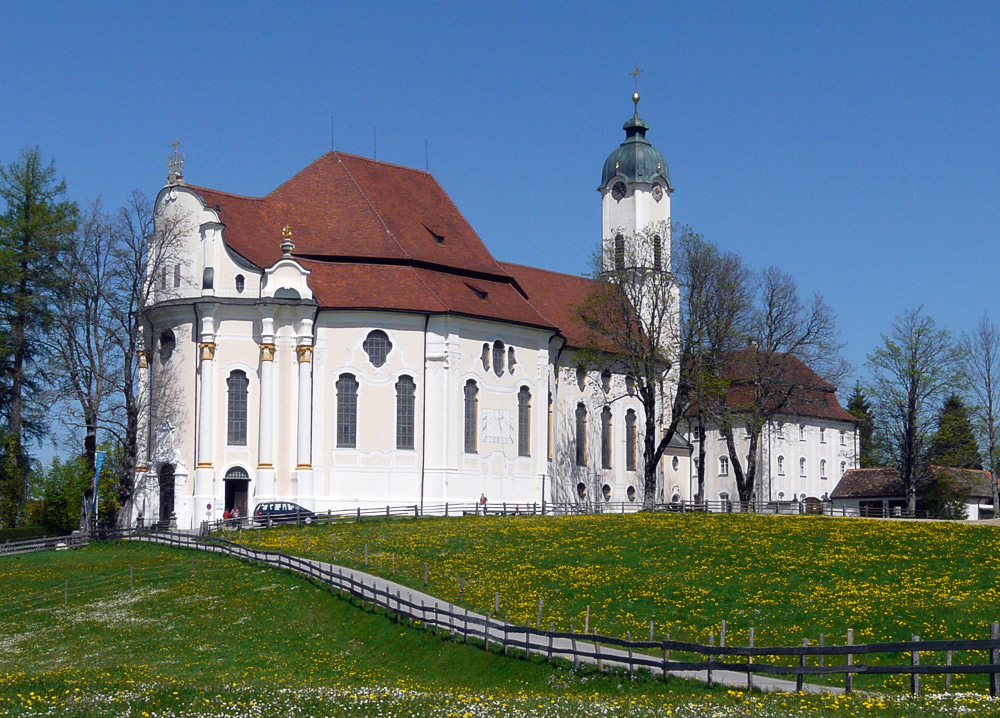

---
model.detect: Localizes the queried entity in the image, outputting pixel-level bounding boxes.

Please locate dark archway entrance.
[159,464,175,521]
[224,467,250,516]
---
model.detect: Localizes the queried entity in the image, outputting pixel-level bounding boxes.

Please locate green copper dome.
[601,107,671,190]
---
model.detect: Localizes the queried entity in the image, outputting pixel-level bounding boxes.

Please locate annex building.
[137,96,856,529]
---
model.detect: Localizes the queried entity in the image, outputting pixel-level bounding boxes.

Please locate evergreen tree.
[929,394,982,469]
[0,147,78,526]
[847,382,877,467]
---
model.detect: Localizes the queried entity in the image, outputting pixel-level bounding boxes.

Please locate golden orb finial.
[632,91,640,108]
[280,224,295,257]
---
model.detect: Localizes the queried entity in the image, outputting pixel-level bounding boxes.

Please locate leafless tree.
[960,313,1000,514]
[867,307,966,513]
[576,224,750,508]
[711,266,847,505]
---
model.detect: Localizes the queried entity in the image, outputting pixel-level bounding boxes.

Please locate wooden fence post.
[484,614,490,651]
[503,621,509,656]
[626,630,635,678]
[662,633,670,680]
[649,620,655,642]
[845,628,854,694]
[548,622,555,663]
[494,591,499,615]
[911,635,920,695]
[797,639,808,692]
[464,608,469,644]
[585,605,590,634]
[357,507,361,523]
[818,633,825,668]
[945,650,953,692]
[570,622,578,668]
[707,634,714,686]
[720,619,726,648]
[537,598,543,628]
[992,622,1000,698]
[594,627,603,671]
[747,628,755,690]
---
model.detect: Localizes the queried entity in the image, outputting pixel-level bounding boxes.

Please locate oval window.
[235,274,245,293]
[626,486,636,502]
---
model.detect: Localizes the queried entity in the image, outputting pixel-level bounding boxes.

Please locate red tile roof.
[832,466,997,500]
[188,152,558,332]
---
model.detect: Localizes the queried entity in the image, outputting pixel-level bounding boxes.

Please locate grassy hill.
[0,523,997,716]
[261,512,1000,694]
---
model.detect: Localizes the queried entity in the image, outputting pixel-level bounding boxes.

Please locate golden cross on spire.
[167,139,185,185]
[630,63,643,92]
[172,139,180,153]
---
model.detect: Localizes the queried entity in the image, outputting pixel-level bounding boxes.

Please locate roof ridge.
[501,260,596,282]
[333,153,412,260]
[333,150,435,177]
[187,184,266,201]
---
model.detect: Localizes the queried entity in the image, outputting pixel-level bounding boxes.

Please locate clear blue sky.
[2,1,998,393]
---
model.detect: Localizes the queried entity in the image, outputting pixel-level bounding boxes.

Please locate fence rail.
[122,528,1000,696]
[0,533,89,556]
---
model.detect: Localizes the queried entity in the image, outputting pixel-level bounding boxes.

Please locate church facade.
[136,98,855,529]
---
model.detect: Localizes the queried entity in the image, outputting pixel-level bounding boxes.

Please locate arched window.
[627,486,637,502]
[173,264,181,288]
[625,409,637,471]
[575,402,587,466]
[820,459,827,478]
[396,375,416,450]
[577,482,587,500]
[602,484,612,501]
[799,424,806,441]
[481,343,490,371]
[159,329,175,364]
[235,274,245,293]
[508,347,517,373]
[517,386,531,457]
[653,235,662,270]
[363,330,392,367]
[614,234,625,270]
[672,456,679,471]
[840,461,847,476]
[225,466,249,480]
[464,380,478,453]
[547,392,553,460]
[601,406,612,469]
[336,374,358,448]
[777,455,785,475]
[799,457,806,476]
[820,427,826,443]
[227,370,248,446]
[492,341,505,377]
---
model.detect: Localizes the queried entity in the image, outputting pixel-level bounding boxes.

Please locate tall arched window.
[517,387,531,457]
[464,380,479,453]
[492,341,505,377]
[159,329,175,364]
[363,330,392,367]
[777,455,785,475]
[547,392,553,460]
[227,370,248,445]
[575,403,588,466]
[396,375,416,450]
[820,459,827,478]
[653,235,662,270]
[336,374,358,448]
[799,457,807,476]
[481,343,490,371]
[601,406,612,469]
[625,409,636,471]
[614,234,625,270]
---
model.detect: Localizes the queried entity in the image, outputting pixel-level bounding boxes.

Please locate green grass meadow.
[0,515,999,716]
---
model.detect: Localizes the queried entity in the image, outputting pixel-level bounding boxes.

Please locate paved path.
[138,532,842,695]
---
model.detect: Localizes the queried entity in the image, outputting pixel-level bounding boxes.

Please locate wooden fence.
[0,533,89,556]
[126,528,1000,696]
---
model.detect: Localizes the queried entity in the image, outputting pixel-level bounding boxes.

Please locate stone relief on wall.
[153,419,183,466]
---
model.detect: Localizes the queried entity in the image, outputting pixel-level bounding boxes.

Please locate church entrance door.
[225,478,250,517]
[159,464,175,522]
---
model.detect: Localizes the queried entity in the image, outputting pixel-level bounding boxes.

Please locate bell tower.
[599,84,673,275]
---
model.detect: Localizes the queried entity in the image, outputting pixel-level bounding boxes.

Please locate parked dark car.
[253,501,315,526]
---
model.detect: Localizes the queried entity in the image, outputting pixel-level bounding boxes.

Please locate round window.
[611,181,627,201]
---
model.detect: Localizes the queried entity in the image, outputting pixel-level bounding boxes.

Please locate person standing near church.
[479,493,487,515]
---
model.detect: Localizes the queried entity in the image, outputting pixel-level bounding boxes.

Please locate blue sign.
[93,451,106,514]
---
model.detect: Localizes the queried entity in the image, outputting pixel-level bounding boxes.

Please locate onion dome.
[600,93,671,190]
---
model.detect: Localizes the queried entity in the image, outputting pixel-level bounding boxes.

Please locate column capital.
[200,342,216,361]
[260,343,276,362]
[137,351,149,369]
[296,345,313,363]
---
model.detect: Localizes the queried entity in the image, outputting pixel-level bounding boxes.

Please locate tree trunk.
[696,415,706,503]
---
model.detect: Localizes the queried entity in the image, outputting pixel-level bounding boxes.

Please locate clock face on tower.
[652,183,663,201]
[611,181,627,201]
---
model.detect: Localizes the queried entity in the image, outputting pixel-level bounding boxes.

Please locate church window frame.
[235,274,245,293]
[653,235,662,270]
[820,427,826,443]
[840,461,847,476]
[226,370,249,446]
[517,386,531,457]
[625,408,637,471]
[777,455,785,475]
[601,406,613,469]
[363,330,392,368]
[336,373,359,448]
[159,329,175,365]
[799,457,807,476]
[820,459,827,479]
[492,341,505,377]
[575,402,588,467]
[481,343,490,371]
[719,456,729,476]
[173,264,181,288]
[395,375,416,450]
[464,380,479,453]
[614,234,625,271]
[840,429,847,446]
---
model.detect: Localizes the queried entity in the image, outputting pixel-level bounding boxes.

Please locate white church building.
[136,95,855,529]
